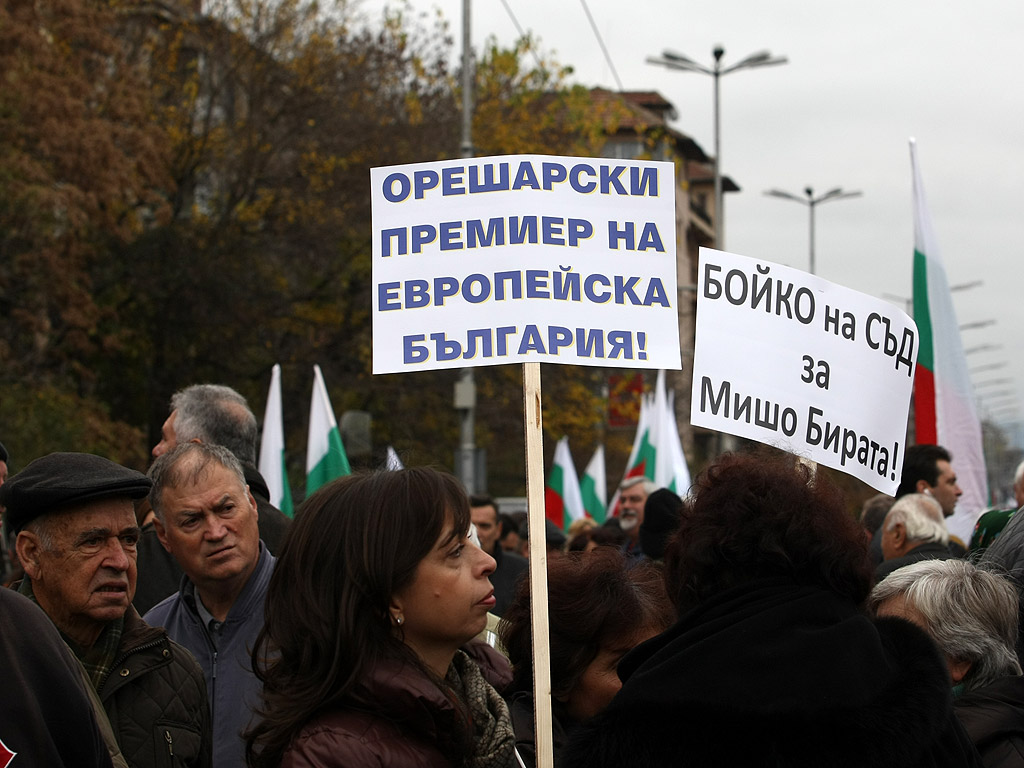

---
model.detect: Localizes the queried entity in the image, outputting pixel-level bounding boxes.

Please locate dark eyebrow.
[74,527,112,545]
[119,526,142,538]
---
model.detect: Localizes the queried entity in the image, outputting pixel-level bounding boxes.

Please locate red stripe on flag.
[914,365,937,444]
[544,487,564,529]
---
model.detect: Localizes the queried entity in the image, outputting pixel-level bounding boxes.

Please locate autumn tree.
[2,0,635,493]
[104,2,618,495]
[0,0,168,465]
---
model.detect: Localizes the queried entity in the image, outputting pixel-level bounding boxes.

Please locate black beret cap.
[0,452,151,533]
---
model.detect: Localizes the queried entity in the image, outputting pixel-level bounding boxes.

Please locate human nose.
[203,517,228,541]
[103,538,132,571]
[472,540,496,577]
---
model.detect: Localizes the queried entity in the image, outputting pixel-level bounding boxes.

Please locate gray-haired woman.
[871,559,1024,766]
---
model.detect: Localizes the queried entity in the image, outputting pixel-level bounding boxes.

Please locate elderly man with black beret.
[0,452,212,768]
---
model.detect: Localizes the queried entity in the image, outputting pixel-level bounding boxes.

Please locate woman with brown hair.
[499,548,674,767]
[245,468,516,768]
[561,452,982,768]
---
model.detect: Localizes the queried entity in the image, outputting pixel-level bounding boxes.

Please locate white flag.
[258,364,293,516]
[306,365,351,495]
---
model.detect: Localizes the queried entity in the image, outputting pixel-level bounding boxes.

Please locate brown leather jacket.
[282,644,512,768]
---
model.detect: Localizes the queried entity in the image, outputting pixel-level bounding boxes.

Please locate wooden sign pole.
[522,361,554,768]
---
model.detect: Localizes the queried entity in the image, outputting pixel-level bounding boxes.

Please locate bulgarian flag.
[580,445,607,523]
[258,364,294,516]
[545,436,585,531]
[306,364,351,496]
[660,388,692,496]
[607,387,653,518]
[608,371,691,514]
[910,139,987,541]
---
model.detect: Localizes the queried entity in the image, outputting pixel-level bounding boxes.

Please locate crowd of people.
[2,385,1024,767]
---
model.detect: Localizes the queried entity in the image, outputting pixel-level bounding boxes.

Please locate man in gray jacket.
[145,441,275,768]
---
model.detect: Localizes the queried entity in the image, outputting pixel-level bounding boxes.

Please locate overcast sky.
[367,0,1024,446]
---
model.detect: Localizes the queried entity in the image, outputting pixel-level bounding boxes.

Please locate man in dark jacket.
[470,494,527,617]
[135,382,290,613]
[0,588,115,768]
[1,452,212,768]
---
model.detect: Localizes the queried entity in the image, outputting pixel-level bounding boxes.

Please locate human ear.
[891,523,907,553]
[388,596,405,628]
[948,658,972,684]
[153,517,173,554]
[16,531,43,579]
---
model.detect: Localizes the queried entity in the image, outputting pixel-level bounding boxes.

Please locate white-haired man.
[617,477,659,558]
[875,493,954,582]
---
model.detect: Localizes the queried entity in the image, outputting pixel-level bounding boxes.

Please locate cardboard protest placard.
[691,248,917,494]
[371,155,680,374]
[371,153,681,768]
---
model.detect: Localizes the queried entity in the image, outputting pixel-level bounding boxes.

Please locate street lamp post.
[647,46,787,251]
[763,186,862,275]
[456,0,477,493]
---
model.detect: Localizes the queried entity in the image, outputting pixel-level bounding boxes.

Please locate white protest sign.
[691,248,917,494]
[371,154,680,374]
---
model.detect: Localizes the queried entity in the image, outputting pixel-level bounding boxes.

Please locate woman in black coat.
[561,452,982,768]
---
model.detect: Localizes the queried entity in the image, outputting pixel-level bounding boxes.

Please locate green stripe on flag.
[912,248,933,371]
[636,431,656,481]
[580,476,605,523]
[279,451,294,518]
[306,426,350,496]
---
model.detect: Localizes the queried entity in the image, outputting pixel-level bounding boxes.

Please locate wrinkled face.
[618,486,647,533]
[152,410,178,459]
[155,462,260,593]
[563,627,661,723]
[392,516,496,671]
[24,498,140,646]
[470,504,501,555]
[927,460,962,518]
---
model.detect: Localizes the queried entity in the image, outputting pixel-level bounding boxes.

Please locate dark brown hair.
[498,548,674,702]
[664,452,873,613]
[895,444,952,497]
[245,468,471,767]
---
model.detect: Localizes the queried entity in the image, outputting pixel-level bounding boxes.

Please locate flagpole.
[522,361,554,768]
